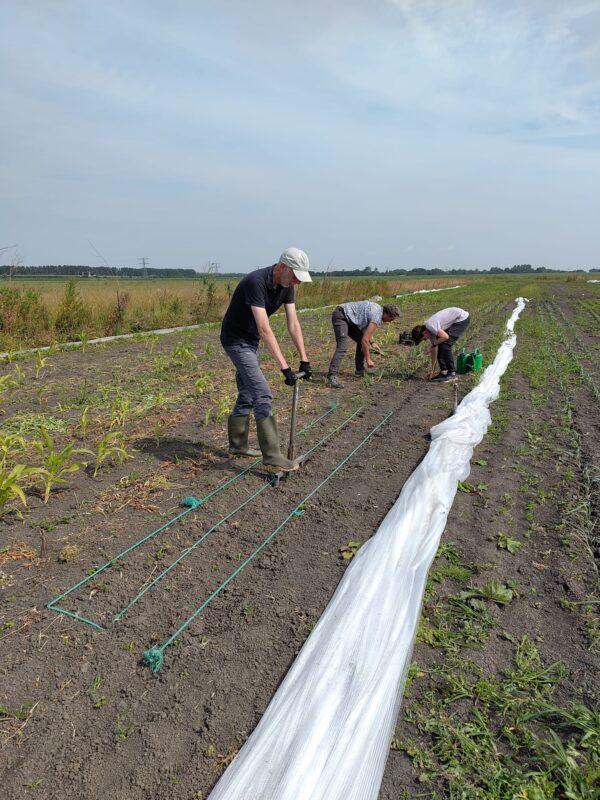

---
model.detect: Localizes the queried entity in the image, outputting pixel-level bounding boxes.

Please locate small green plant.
[34,350,50,379]
[154,540,172,560]
[457,481,488,495]
[0,432,26,468]
[93,431,132,476]
[80,406,90,439]
[0,464,40,510]
[215,396,232,424]
[33,427,92,503]
[12,364,25,386]
[242,603,254,618]
[146,333,159,354]
[340,541,360,560]
[172,340,197,365]
[496,532,524,554]
[194,376,213,396]
[90,672,106,708]
[460,580,515,605]
[0,621,15,634]
[0,372,17,397]
[110,396,131,429]
[153,420,164,446]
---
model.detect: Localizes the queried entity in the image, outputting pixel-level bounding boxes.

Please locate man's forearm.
[260,328,288,370]
[288,321,308,362]
[430,345,438,368]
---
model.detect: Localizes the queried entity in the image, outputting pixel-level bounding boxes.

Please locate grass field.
[0,274,598,799]
[1,273,520,351]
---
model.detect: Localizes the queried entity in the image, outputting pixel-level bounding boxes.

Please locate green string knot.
[143,646,165,673]
[180,496,202,509]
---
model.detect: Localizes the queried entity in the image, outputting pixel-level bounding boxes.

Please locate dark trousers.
[438,316,470,373]
[328,307,365,376]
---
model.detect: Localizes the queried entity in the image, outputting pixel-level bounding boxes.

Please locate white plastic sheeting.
[395,284,464,298]
[208,298,528,800]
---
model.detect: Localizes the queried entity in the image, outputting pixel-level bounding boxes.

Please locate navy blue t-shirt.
[220,266,295,346]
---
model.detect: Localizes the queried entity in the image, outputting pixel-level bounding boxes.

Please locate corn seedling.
[79,330,89,352]
[93,431,132,476]
[172,340,197,365]
[33,427,93,503]
[0,373,17,397]
[146,334,159,354]
[0,432,26,468]
[80,406,90,439]
[194,376,213,396]
[215,396,232,424]
[35,350,50,379]
[0,464,40,510]
[153,420,164,446]
[110,396,131,429]
[12,364,25,386]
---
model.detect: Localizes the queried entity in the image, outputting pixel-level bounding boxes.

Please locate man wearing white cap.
[220,248,312,472]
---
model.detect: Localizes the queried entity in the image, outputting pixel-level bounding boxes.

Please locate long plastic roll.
[208,298,528,800]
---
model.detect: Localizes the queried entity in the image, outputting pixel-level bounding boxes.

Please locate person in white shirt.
[411,307,470,381]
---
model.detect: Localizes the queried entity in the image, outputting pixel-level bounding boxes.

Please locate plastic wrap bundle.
[209,298,528,800]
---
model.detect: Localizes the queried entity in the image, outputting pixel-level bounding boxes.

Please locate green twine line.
[144,409,393,672]
[46,503,199,625]
[46,403,338,626]
[115,406,364,622]
[115,479,276,621]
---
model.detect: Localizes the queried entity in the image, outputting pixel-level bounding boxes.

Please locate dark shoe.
[256,415,299,472]
[354,369,375,378]
[227,415,261,457]
[326,375,344,388]
[432,372,456,382]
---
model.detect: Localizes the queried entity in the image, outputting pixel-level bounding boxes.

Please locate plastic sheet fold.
[208,298,528,800]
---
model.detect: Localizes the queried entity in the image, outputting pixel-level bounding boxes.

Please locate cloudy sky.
[1,1,599,271]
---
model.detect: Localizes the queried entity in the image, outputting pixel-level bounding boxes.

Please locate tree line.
[0,263,595,278]
[0,265,198,278]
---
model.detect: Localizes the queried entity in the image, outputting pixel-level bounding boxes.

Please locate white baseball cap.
[279,247,312,283]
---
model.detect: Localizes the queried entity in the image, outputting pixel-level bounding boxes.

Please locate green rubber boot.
[227,415,261,457]
[256,415,299,473]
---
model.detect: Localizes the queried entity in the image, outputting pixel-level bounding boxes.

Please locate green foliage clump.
[0,287,50,347]
[54,280,91,338]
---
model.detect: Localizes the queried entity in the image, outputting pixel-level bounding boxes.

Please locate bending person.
[411,306,470,381]
[220,248,312,472]
[326,301,400,388]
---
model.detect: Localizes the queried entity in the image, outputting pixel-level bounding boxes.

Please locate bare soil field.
[1,277,598,799]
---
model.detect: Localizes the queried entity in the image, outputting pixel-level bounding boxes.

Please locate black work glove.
[281,367,298,386]
[298,361,312,380]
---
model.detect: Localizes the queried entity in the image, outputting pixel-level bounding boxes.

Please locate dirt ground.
[1,282,598,799]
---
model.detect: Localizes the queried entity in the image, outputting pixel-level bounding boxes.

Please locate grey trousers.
[222,342,273,420]
[328,307,365,377]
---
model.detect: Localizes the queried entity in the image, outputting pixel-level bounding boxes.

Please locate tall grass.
[0,274,479,350]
